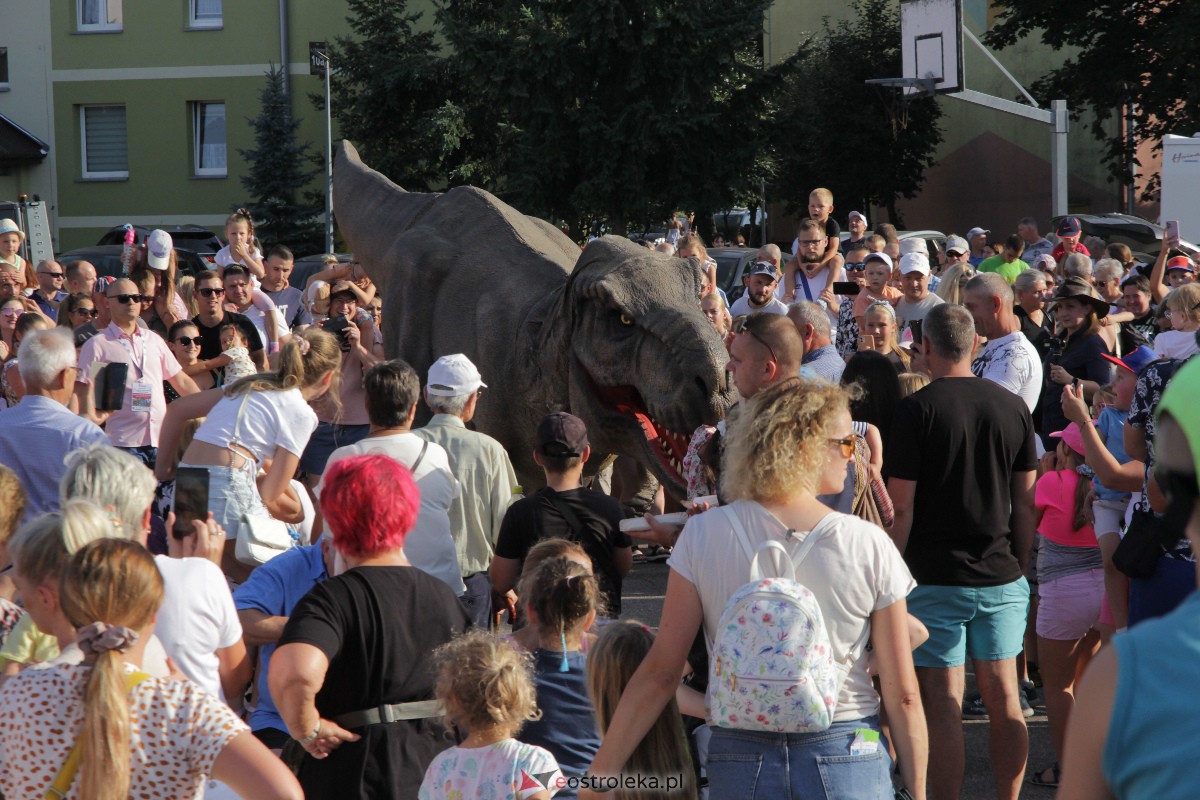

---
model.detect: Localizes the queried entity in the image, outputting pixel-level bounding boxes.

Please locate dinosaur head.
[555,236,734,497]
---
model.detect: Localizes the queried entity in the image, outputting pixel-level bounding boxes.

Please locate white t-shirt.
[153,555,243,699]
[419,739,561,800]
[1153,328,1200,360]
[895,292,944,333]
[322,432,466,595]
[729,294,788,317]
[193,387,318,462]
[668,501,915,722]
[971,330,1044,413]
[238,303,290,345]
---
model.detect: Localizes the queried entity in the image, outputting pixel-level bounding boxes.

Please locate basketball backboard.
[900,0,963,96]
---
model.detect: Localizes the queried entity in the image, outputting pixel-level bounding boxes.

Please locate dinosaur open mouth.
[590,382,692,479]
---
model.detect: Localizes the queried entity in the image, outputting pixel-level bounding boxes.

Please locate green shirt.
[978,255,1029,284]
[413,414,517,576]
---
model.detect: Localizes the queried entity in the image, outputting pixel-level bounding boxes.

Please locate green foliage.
[986,0,1200,201]
[439,0,789,235]
[773,0,943,227]
[237,65,323,253]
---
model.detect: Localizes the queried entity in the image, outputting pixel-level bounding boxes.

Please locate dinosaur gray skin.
[332,140,733,497]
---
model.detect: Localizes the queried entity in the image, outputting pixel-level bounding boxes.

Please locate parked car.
[1049,213,1199,263]
[289,252,354,290]
[57,245,209,282]
[710,247,765,302]
[838,229,947,257]
[96,224,223,265]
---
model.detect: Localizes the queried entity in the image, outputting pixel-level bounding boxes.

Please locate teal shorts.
[907,577,1030,668]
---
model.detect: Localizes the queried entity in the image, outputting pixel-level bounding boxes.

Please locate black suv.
[96,224,222,264]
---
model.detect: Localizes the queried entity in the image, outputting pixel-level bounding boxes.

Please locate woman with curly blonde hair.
[935,263,977,305]
[581,378,927,800]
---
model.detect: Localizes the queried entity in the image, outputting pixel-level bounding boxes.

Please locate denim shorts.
[707,717,893,800]
[907,577,1030,668]
[179,462,267,547]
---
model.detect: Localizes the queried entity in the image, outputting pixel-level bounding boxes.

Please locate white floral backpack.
[706,507,869,733]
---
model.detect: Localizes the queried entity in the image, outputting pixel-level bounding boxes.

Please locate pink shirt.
[1035,469,1097,547]
[76,322,182,447]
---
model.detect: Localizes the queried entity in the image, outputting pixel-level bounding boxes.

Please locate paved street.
[622,559,1058,799]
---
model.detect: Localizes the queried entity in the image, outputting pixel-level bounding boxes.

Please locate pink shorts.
[1037,568,1104,640]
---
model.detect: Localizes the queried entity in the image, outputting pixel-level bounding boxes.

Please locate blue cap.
[1101,345,1156,376]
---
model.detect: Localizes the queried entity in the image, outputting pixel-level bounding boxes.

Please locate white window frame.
[80,104,129,180]
[192,101,227,177]
[188,0,222,29]
[77,0,123,33]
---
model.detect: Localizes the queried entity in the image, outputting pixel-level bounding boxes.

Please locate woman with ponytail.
[156,328,342,577]
[0,538,301,799]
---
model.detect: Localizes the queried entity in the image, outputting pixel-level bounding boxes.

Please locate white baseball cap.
[848,211,868,225]
[899,237,928,256]
[146,229,173,270]
[899,253,931,276]
[427,353,487,396]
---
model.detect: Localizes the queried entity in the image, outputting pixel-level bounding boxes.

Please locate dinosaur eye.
[619,313,634,326]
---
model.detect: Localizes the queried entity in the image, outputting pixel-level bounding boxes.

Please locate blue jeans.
[707,717,893,800]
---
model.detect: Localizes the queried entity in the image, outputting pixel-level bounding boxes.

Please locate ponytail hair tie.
[77,622,140,656]
[296,337,311,356]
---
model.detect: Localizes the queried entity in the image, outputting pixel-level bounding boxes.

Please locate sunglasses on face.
[108,294,149,305]
[73,308,98,318]
[173,336,202,346]
[1,308,20,318]
[731,315,778,363]
[198,287,225,298]
[845,262,866,272]
[38,271,64,279]
[829,437,855,459]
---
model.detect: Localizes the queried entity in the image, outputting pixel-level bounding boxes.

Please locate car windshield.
[713,253,744,292]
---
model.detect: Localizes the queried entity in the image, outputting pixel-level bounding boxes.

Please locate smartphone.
[323,315,352,351]
[832,281,861,295]
[94,362,128,411]
[910,319,923,346]
[172,467,210,539]
[858,334,876,350]
[1166,220,1181,248]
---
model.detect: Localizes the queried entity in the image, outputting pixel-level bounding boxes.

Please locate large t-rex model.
[332,141,733,497]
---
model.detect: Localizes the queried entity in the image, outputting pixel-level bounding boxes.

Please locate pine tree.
[238,65,323,253]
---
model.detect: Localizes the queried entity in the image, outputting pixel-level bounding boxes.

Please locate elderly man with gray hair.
[1061,252,1093,284]
[963,273,1043,412]
[0,328,107,520]
[414,353,517,627]
[787,300,844,383]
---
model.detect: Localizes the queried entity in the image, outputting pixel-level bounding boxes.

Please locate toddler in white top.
[220,324,257,383]
[216,209,284,353]
[1154,283,1200,360]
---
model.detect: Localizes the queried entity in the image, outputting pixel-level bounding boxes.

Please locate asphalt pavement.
[621,558,1058,799]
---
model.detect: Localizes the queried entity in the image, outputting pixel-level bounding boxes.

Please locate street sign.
[309,41,328,76]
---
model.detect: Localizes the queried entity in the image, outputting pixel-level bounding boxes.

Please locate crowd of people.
[0,191,1196,800]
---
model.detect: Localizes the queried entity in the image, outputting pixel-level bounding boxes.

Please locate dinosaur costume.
[332,141,733,497]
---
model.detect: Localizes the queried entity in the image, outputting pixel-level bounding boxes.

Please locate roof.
[0,113,49,166]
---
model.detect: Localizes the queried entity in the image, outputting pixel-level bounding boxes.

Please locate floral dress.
[418,738,562,800]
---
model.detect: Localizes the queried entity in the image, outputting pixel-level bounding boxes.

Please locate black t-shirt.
[1120,310,1158,353]
[495,486,632,616]
[280,566,470,799]
[823,217,842,243]
[192,311,264,360]
[1038,331,1112,440]
[886,377,1038,586]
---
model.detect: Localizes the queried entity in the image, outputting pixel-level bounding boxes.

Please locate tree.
[319,0,499,191]
[986,0,1200,200]
[439,0,792,237]
[772,0,943,227]
[238,65,323,253]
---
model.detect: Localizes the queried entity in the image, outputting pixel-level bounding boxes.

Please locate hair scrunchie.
[296,337,311,356]
[77,622,140,656]
[1076,464,1095,479]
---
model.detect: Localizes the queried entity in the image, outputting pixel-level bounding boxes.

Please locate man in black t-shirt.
[885,303,1037,800]
[190,270,266,375]
[490,412,633,617]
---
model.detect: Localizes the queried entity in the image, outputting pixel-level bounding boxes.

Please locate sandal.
[1028,763,1060,788]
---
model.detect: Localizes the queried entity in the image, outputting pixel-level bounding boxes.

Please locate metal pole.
[1051,99,1069,217]
[324,58,333,253]
[278,0,290,97]
[1126,101,1137,215]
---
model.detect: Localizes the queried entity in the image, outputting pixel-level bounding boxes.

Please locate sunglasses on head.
[731,315,778,362]
[174,336,202,346]
[108,294,149,304]
[198,287,225,298]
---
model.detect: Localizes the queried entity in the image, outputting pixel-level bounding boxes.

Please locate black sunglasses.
[198,287,226,298]
[845,262,866,272]
[73,308,98,318]
[174,336,202,346]
[108,294,149,304]
[732,315,778,363]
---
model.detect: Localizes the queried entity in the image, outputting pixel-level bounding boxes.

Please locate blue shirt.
[519,649,599,797]
[1093,406,1131,501]
[802,344,847,384]
[31,291,67,321]
[0,395,108,520]
[232,545,328,734]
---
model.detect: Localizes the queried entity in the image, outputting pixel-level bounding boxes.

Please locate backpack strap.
[46,670,153,800]
[797,268,814,301]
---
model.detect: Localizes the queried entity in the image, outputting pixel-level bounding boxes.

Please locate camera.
[323,315,352,351]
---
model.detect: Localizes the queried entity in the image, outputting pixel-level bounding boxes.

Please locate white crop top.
[193,387,318,461]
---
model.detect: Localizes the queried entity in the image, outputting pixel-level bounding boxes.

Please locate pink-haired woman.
[269,454,471,800]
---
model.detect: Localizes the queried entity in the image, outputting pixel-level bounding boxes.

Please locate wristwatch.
[298,721,323,746]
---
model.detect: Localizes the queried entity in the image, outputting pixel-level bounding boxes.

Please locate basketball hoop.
[866,77,936,136]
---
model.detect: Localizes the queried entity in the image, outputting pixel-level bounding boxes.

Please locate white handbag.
[235,513,294,565]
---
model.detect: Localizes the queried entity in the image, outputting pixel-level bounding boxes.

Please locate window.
[189,0,222,28]
[80,105,128,179]
[193,102,227,176]
[77,0,122,32]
